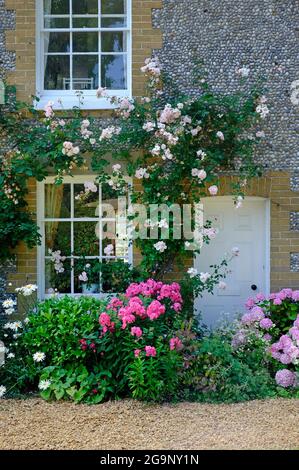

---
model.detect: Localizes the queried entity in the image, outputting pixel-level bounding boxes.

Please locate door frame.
[194,196,271,297]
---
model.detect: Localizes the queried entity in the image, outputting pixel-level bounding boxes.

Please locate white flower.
[79,271,88,282]
[158,219,169,229]
[7,353,15,359]
[235,195,243,209]
[218,281,227,290]
[3,321,22,331]
[33,352,46,363]
[216,131,225,141]
[232,247,240,256]
[196,150,206,160]
[142,121,155,132]
[236,66,250,77]
[200,272,211,283]
[15,284,38,296]
[197,169,207,180]
[3,307,15,315]
[112,164,121,173]
[104,244,114,256]
[187,268,198,278]
[84,181,97,193]
[154,241,167,253]
[0,385,7,398]
[177,103,184,109]
[38,380,51,391]
[90,138,96,145]
[135,168,150,179]
[2,299,17,309]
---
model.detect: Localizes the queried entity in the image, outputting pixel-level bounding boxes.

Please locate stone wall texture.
[0,0,299,295]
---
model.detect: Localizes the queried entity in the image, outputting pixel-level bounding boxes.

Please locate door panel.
[195,198,268,327]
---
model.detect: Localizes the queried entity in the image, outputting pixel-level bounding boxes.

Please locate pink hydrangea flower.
[145,346,157,357]
[275,369,296,388]
[259,318,274,330]
[131,326,143,338]
[292,290,299,301]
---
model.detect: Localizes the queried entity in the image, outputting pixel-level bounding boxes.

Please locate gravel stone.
[0,398,298,450]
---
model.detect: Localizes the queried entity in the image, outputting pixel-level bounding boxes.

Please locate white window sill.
[35,91,130,111]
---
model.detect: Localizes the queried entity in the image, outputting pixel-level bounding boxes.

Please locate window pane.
[101,17,126,28]
[101,259,129,293]
[45,32,70,53]
[101,32,125,52]
[44,0,69,15]
[44,55,70,90]
[101,55,126,89]
[74,183,99,218]
[73,55,99,89]
[44,17,70,29]
[74,259,100,294]
[45,222,71,256]
[73,32,98,52]
[72,17,98,28]
[102,0,125,14]
[74,222,99,256]
[72,0,98,14]
[45,184,71,218]
[45,259,71,294]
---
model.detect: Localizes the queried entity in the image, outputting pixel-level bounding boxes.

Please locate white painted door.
[194,197,269,327]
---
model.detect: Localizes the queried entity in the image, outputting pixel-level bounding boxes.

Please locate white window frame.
[35,0,132,110]
[37,175,133,299]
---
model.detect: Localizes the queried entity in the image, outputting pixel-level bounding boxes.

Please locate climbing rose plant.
[0,58,268,273]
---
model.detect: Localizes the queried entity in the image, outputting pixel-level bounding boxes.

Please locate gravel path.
[0,398,298,450]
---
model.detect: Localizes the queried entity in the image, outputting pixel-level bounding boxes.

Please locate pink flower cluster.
[169,337,183,351]
[245,288,299,309]
[125,279,182,312]
[99,312,115,334]
[270,315,299,365]
[275,369,297,388]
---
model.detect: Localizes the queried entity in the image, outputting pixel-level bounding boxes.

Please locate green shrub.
[178,323,276,403]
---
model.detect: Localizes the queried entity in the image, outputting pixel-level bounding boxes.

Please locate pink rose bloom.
[208,185,218,196]
[134,349,141,358]
[169,337,183,351]
[147,300,166,320]
[145,346,157,357]
[131,326,143,338]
